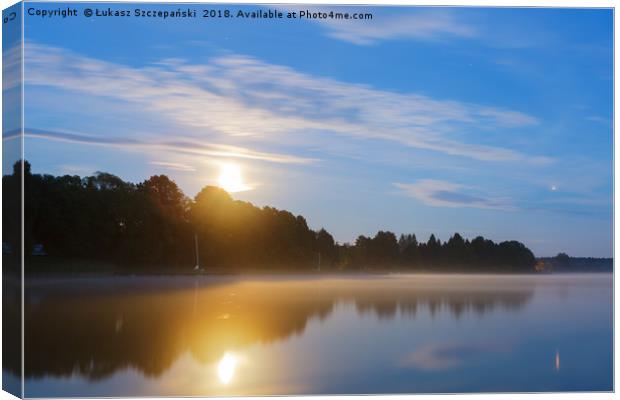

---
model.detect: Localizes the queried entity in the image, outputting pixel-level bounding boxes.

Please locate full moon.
[217,352,237,384]
[218,164,250,193]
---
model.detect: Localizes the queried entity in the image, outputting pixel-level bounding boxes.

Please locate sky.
[8,4,613,257]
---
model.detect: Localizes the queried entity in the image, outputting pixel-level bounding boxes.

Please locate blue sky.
[12,4,613,256]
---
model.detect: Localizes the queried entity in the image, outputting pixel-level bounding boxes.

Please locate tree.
[555,252,570,266]
[423,234,441,266]
[496,241,536,270]
[315,228,336,268]
[368,231,399,267]
[399,234,419,267]
[134,175,192,267]
[445,233,469,265]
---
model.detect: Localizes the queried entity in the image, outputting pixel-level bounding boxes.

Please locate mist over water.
[15,273,613,396]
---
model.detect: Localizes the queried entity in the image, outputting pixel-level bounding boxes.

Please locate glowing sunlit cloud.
[218,163,252,193]
[149,161,196,172]
[217,352,237,384]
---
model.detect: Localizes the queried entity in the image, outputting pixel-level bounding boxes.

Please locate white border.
[0,1,616,400]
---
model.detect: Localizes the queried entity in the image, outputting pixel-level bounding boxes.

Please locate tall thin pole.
[194,233,200,270]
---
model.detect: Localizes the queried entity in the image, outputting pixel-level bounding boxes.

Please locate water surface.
[17,273,613,396]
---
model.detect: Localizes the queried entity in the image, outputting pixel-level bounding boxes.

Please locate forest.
[3,161,537,273]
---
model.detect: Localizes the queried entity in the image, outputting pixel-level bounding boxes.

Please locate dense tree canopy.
[4,162,537,273]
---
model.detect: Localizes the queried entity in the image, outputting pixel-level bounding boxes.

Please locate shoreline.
[9,269,613,283]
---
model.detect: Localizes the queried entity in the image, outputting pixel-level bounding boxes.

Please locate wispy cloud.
[280,7,478,45]
[24,43,547,164]
[394,180,514,210]
[2,44,21,91]
[23,129,314,165]
[57,164,96,176]
[586,115,612,126]
[149,161,196,172]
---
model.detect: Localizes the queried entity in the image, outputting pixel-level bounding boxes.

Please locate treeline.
[336,232,536,271]
[536,253,613,273]
[3,161,536,272]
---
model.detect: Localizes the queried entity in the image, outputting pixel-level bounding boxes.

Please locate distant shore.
[9,255,612,280]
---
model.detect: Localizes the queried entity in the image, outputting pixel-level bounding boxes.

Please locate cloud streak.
[22,128,315,165]
[279,7,478,45]
[395,180,514,210]
[24,43,547,164]
[2,44,22,91]
[149,161,196,172]
[586,115,612,126]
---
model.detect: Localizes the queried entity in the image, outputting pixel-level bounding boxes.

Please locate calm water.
[12,273,613,396]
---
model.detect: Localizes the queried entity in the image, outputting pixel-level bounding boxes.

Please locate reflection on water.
[16,274,612,396]
[218,353,237,384]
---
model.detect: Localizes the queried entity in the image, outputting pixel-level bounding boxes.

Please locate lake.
[11,273,614,396]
